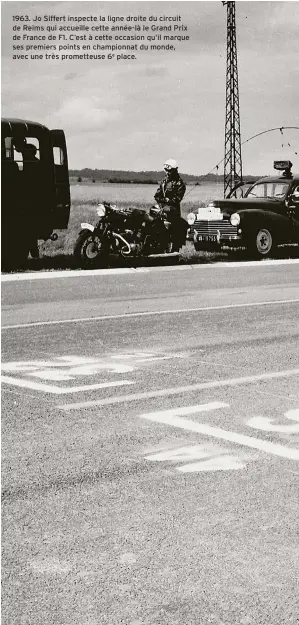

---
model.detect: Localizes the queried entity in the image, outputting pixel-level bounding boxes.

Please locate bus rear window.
[4,137,40,170]
[53,146,64,166]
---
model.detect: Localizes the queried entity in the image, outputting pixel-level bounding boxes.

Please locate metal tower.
[223,1,243,197]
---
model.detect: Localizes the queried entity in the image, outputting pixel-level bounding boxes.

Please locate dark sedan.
[187,161,299,258]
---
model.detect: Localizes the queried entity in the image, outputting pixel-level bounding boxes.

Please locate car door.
[286,184,299,242]
[51,129,71,229]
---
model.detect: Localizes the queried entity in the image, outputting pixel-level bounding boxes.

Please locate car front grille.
[189,219,239,239]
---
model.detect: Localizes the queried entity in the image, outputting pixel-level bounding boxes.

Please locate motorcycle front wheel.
[74,230,106,269]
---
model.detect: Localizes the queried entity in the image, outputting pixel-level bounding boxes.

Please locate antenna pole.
[223,1,243,197]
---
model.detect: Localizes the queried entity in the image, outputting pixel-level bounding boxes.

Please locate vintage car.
[187,161,299,258]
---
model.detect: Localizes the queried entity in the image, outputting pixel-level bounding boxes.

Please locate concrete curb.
[2,257,299,282]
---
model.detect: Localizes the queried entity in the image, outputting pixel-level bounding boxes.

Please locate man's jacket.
[154,174,186,214]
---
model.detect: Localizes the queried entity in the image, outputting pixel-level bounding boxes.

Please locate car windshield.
[245,181,290,199]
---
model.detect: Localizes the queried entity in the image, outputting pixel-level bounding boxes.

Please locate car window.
[246,183,265,198]
[246,182,289,199]
[268,183,289,198]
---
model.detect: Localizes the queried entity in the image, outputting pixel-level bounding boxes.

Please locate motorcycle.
[74,201,185,268]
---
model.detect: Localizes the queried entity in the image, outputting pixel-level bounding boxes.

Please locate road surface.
[2,260,299,625]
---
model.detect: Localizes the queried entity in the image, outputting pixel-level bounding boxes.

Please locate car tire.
[247,227,276,259]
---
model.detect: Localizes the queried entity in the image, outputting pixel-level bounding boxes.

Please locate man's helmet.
[164,159,178,171]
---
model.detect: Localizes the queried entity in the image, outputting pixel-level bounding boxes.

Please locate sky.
[1,0,299,175]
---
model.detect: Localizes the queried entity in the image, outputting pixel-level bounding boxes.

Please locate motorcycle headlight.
[187,212,196,225]
[96,204,106,217]
[230,212,240,226]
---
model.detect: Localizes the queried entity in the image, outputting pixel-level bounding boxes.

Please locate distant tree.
[68,169,259,185]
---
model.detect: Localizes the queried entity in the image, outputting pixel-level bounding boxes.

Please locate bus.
[1,118,70,267]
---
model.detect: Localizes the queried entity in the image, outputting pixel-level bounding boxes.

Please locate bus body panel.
[1,118,70,264]
[51,129,71,229]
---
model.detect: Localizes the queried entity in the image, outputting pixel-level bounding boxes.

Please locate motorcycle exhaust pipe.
[113,232,131,255]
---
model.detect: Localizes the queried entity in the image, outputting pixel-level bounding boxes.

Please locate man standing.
[154,159,188,251]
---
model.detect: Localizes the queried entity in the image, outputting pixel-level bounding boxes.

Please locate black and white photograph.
[2,1,299,623]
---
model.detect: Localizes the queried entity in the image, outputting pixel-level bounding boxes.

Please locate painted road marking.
[15,364,135,380]
[1,353,172,377]
[0,356,102,372]
[140,405,299,461]
[144,413,247,473]
[247,408,299,434]
[58,367,299,410]
[2,257,299,282]
[145,442,226,463]
[1,352,182,393]
[144,402,228,417]
[177,456,245,472]
[2,298,299,330]
[0,376,134,394]
[146,446,246,472]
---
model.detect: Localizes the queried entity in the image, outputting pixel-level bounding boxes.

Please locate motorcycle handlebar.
[150,205,170,219]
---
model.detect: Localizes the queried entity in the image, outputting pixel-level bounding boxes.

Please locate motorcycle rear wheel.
[74,230,105,269]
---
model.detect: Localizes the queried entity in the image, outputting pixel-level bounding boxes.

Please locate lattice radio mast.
[223,1,243,197]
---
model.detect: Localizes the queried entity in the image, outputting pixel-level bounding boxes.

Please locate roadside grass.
[4,197,299,273]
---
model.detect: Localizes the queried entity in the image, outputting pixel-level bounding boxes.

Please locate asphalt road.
[2,260,299,625]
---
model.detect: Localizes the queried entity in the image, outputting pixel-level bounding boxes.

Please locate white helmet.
[164,159,178,170]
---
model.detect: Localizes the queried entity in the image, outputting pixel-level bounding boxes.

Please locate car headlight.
[187,212,196,225]
[230,213,240,226]
[96,204,106,217]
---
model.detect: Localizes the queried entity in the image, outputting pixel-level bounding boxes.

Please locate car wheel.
[248,228,276,258]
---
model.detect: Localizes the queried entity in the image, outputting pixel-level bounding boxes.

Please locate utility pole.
[223,1,243,197]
